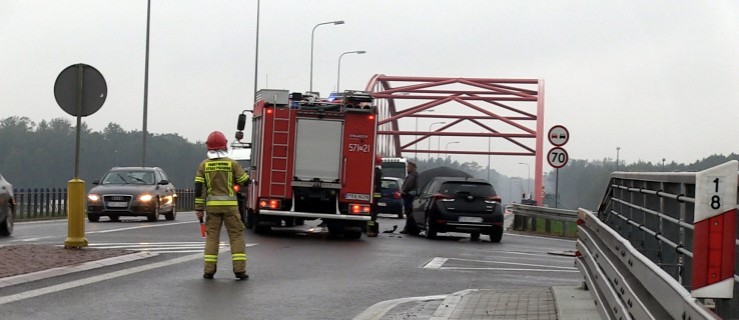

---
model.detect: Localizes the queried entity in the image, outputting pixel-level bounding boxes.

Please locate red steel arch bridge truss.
[364,75,545,205]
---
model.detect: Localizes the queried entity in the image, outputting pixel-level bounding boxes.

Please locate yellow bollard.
[64,178,88,248]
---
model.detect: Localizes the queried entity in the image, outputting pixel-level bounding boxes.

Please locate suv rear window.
[381,180,400,190]
[439,182,495,197]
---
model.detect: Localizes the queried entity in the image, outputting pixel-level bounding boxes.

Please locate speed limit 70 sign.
[547,147,569,168]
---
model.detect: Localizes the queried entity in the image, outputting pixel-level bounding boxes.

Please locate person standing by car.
[400,161,419,234]
[368,155,383,237]
[195,131,250,280]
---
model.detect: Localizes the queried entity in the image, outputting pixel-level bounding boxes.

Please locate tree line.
[0,116,203,190]
[2,116,737,210]
[407,153,739,211]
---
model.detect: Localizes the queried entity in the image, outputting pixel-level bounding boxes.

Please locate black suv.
[409,177,503,242]
[87,167,177,222]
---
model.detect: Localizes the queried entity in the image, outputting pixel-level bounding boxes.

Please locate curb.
[353,294,448,320]
[0,251,156,288]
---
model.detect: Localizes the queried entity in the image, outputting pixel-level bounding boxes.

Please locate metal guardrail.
[511,204,578,237]
[13,188,195,220]
[14,188,68,220]
[577,208,719,319]
[577,164,739,319]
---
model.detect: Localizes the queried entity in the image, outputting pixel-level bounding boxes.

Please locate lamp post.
[518,162,531,199]
[310,20,344,92]
[487,136,491,182]
[336,50,365,93]
[662,158,666,170]
[445,141,459,162]
[428,121,445,161]
[141,0,151,166]
[415,109,434,160]
[616,147,621,171]
[253,0,260,102]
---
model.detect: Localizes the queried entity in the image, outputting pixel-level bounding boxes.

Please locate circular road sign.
[547,147,569,168]
[54,64,107,117]
[548,125,569,146]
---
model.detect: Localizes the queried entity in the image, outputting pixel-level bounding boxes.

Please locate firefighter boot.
[232,253,248,280]
[203,264,216,279]
[204,261,217,279]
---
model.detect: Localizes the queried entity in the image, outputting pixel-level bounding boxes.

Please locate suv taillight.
[393,191,401,199]
[433,193,455,202]
[485,196,502,204]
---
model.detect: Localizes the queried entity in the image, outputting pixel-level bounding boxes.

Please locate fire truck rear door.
[294,118,343,182]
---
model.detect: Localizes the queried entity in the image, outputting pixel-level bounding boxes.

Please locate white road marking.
[421,256,577,272]
[449,257,576,270]
[0,252,201,305]
[87,221,195,234]
[441,267,580,272]
[0,243,253,305]
[9,220,199,242]
[423,257,448,269]
[84,242,257,254]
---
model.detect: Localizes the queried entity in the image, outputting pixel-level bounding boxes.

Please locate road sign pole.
[66,64,87,249]
[55,63,106,249]
[554,168,559,208]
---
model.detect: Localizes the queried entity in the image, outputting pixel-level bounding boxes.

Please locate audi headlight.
[139,194,153,202]
[88,194,100,202]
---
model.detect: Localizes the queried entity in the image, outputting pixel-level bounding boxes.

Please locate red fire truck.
[235,89,378,239]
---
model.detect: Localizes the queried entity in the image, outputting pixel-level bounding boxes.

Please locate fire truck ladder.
[269,108,290,198]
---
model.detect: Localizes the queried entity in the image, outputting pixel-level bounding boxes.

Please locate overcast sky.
[2,0,739,178]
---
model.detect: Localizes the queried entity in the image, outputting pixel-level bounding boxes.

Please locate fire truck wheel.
[253,214,271,234]
[344,230,362,239]
[254,225,271,234]
[244,210,253,229]
[327,225,341,237]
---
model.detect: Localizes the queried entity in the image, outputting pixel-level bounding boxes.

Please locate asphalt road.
[0,213,581,320]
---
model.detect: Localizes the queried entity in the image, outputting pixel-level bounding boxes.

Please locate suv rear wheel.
[424,215,437,239]
[489,225,503,243]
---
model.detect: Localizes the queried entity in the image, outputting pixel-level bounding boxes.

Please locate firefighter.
[195,131,250,280]
[367,155,383,237]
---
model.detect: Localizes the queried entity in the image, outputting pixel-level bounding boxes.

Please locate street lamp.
[518,162,531,199]
[141,0,152,166]
[428,121,445,160]
[487,136,491,182]
[415,109,435,160]
[310,20,344,92]
[336,50,365,92]
[445,141,459,161]
[616,147,621,171]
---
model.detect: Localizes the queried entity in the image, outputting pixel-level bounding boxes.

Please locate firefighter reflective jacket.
[194,157,249,210]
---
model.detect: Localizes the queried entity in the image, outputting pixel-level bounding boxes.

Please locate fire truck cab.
[236,89,378,239]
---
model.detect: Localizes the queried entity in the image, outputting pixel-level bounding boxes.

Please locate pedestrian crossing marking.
[84,242,257,254]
